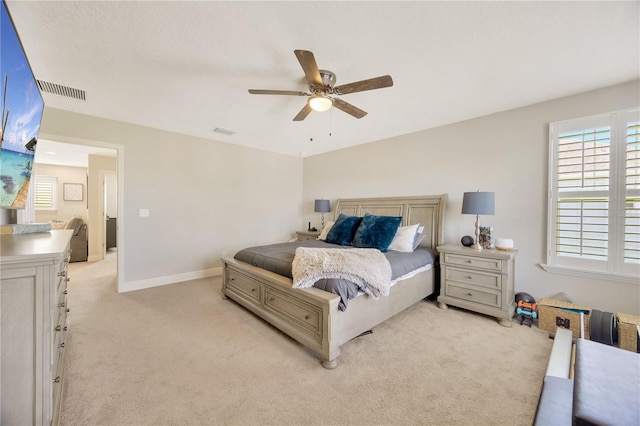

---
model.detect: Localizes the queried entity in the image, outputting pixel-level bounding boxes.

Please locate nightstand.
[296,230,320,241]
[436,243,519,327]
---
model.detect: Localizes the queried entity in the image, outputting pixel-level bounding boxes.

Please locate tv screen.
[0,0,44,209]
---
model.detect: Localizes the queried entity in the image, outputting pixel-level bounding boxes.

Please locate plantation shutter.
[556,126,610,261]
[626,120,640,264]
[546,108,639,281]
[34,175,57,210]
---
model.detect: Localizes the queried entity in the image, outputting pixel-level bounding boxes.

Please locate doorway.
[34,138,123,290]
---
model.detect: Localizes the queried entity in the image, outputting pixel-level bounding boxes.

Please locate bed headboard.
[333,194,447,250]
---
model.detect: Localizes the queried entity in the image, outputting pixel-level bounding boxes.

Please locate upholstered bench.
[573,338,640,425]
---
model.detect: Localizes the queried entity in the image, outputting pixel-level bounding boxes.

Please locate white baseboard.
[121,267,222,293]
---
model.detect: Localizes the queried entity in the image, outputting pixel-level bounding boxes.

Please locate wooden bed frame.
[221,194,447,369]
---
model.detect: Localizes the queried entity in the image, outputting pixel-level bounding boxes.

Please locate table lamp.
[314,199,330,229]
[461,191,495,250]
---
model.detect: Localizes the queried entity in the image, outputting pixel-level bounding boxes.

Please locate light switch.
[139,209,150,217]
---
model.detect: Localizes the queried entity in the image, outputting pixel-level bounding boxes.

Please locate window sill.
[539,264,639,285]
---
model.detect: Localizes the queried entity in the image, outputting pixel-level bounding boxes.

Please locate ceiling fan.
[248,50,393,121]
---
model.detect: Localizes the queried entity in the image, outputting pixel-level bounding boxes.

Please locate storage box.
[538,298,591,339]
[616,312,640,353]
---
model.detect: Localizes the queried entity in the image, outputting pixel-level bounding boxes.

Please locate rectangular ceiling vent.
[36,79,86,101]
[212,127,236,136]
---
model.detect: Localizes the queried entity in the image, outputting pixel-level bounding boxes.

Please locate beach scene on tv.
[0,1,45,209]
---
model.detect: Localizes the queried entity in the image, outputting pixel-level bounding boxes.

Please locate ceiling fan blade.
[294,50,322,86]
[293,103,313,121]
[333,75,393,95]
[332,98,367,119]
[248,89,308,96]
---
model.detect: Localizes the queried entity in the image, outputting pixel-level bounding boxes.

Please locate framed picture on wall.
[63,183,83,201]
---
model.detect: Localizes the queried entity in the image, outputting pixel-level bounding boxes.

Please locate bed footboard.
[222,257,342,366]
[221,256,434,369]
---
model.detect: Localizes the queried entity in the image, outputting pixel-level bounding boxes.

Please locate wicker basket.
[538,298,591,339]
[616,312,640,353]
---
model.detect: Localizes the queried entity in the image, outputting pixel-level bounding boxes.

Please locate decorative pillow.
[352,213,402,252]
[325,214,362,246]
[412,232,426,250]
[388,223,420,252]
[317,221,335,241]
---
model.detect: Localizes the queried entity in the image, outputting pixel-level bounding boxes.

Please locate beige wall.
[303,80,640,315]
[40,108,303,291]
[32,163,87,223]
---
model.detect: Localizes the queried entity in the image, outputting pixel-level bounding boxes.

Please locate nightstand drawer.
[445,267,501,291]
[446,284,501,308]
[444,253,502,271]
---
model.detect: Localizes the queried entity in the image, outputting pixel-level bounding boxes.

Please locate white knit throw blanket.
[292,247,392,298]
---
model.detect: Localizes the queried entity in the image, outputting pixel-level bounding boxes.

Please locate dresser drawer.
[444,267,501,291]
[264,287,322,338]
[444,253,502,272]
[226,268,261,301]
[446,283,501,308]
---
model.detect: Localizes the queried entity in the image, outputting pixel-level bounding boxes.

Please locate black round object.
[515,292,535,304]
[461,235,474,247]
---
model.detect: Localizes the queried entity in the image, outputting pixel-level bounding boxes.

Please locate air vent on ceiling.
[212,127,236,136]
[36,79,86,101]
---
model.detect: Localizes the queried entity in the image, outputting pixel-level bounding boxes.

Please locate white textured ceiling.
[6,1,639,159]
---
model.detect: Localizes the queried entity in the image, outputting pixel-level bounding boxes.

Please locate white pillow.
[317,221,335,241]
[388,223,420,252]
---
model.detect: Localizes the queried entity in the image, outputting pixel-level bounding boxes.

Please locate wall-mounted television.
[1,0,44,223]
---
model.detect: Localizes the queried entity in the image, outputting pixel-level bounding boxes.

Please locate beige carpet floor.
[60,251,552,425]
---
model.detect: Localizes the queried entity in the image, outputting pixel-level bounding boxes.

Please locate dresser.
[0,230,72,425]
[437,244,518,327]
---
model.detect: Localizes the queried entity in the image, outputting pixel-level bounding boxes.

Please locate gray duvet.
[234,240,437,311]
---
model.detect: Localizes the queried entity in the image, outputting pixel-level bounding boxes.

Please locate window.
[34,175,57,210]
[544,108,639,283]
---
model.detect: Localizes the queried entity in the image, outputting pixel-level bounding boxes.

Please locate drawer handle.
[466,276,473,280]
[66,277,70,282]
[230,278,235,281]
[53,376,61,384]
[57,271,66,277]
[269,297,275,302]
[304,315,310,320]
[251,288,256,292]
[54,325,62,332]
[66,308,70,313]
[58,302,66,308]
[58,342,65,349]
[63,326,68,332]
[466,292,473,297]
[64,290,68,295]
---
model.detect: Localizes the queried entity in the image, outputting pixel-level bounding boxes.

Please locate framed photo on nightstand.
[479,226,494,249]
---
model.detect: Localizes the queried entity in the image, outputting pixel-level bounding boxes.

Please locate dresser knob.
[58,302,66,308]
[269,297,274,302]
[58,342,65,348]
[54,325,62,332]
[251,288,255,292]
[64,290,68,295]
[57,271,66,277]
[66,308,70,313]
[467,292,473,296]
[305,315,310,320]
[63,326,68,332]
[466,276,473,280]
[53,376,61,384]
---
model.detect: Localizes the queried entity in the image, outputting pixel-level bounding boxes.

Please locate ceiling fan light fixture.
[309,95,333,112]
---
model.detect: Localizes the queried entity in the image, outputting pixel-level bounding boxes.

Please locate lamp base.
[471,242,483,251]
